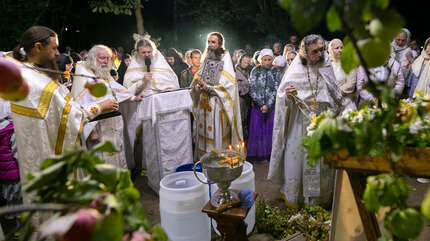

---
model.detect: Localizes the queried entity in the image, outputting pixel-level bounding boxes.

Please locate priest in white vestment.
[268,34,342,208]
[5,26,119,204]
[122,37,179,173]
[190,32,243,159]
[391,28,415,97]
[72,45,138,169]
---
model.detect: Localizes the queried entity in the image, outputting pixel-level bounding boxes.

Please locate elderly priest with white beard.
[72,45,143,169]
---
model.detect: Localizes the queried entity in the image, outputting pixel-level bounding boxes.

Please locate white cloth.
[412,51,430,94]
[0,99,11,119]
[135,90,193,192]
[72,63,133,169]
[268,53,341,207]
[357,58,405,103]
[331,61,357,110]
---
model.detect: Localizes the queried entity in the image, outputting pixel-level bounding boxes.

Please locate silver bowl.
[194,150,244,208]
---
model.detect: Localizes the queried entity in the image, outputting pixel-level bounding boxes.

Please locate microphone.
[145,57,151,72]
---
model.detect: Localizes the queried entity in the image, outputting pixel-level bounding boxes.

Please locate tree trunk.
[135,0,144,34]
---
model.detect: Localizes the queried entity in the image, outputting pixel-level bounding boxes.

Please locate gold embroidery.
[221,70,236,83]
[208,126,212,132]
[199,135,214,145]
[216,84,243,142]
[55,102,72,154]
[11,80,58,119]
[199,93,212,112]
[199,123,203,129]
[90,107,99,115]
[75,114,84,145]
[64,93,72,102]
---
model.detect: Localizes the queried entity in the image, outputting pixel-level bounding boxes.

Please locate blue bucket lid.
[175,163,202,173]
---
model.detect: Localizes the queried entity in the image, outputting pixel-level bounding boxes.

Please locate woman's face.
[331,41,343,60]
[261,55,273,69]
[426,44,430,56]
[240,57,251,69]
[65,63,73,72]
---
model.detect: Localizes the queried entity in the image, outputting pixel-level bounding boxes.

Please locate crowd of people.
[1,25,430,238]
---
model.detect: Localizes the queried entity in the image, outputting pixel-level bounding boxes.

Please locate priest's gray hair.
[86,45,112,68]
[298,34,324,65]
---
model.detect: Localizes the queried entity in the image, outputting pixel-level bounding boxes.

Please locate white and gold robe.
[122,51,179,171]
[190,51,243,160]
[268,54,342,207]
[8,60,102,204]
[72,62,133,169]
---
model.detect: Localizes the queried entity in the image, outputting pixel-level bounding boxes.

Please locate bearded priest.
[6,26,118,204]
[190,32,243,159]
[71,45,142,169]
[268,34,342,208]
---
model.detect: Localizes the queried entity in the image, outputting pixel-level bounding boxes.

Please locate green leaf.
[118,170,133,189]
[278,0,291,10]
[91,212,124,241]
[92,164,120,190]
[90,141,117,154]
[150,224,169,241]
[422,190,430,221]
[24,161,68,193]
[374,0,390,9]
[340,41,359,74]
[357,38,391,68]
[326,7,342,32]
[123,203,148,231]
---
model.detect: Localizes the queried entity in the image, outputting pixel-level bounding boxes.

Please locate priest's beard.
[40,58,60,81]
[206,48,223,61]
[136,55,153,67]
[90,60,112,80]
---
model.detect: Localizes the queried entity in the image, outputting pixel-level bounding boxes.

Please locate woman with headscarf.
[328,39,357,110]
[235,54,252,142]
[247,49,280,162]
[413,37,430,95]
[391,28,416,97]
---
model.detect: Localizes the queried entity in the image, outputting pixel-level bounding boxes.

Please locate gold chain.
[306,66,319,112]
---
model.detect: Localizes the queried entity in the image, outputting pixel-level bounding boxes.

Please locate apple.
[85,81,107,98]
[0,80,29,101]
[0,58,24,93]
[59,208,100,241]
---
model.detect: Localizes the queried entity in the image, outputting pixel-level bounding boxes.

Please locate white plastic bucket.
[159,171,211,241]
[211,161,256,235]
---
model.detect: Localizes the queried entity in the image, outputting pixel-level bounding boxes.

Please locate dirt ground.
[134,162,430,240]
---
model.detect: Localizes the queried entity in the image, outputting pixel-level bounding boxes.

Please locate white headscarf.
[258,48,274,63]
[412,37,430,94]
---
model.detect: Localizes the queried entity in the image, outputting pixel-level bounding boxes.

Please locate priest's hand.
[143,73,152,83]
[100,98,119,112]
[285,85,297,99]
[198,79,210,92]
[261,105,268,113]
[89,130,100,143]
[132,94,145,102]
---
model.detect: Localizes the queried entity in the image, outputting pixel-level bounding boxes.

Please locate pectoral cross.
[313,100,317,113]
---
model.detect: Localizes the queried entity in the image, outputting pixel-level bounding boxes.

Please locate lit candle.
[236,144,240,163]
[229,145,233,163]
[241,142,245,161]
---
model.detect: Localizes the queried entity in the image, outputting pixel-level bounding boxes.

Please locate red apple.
[122,231,153,241]
[0,58,24,93]
[60,208,100,241]
[0,80,29,101]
